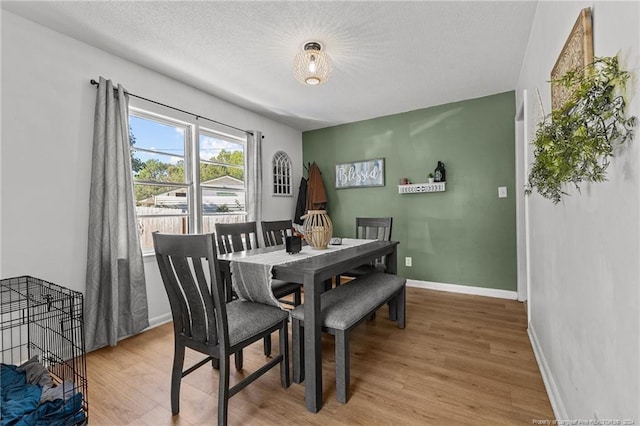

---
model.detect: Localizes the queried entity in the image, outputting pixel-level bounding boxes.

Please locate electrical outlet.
[498,186,508,198]
[405,257,412,267]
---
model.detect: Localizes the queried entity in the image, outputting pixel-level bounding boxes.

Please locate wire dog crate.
[1,275,88,424]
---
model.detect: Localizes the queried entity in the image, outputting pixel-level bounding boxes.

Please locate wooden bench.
[291,272,406,403]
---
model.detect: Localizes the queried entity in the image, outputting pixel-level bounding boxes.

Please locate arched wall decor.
[272,151,292,196]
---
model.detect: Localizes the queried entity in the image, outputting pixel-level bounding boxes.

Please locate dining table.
[217,239,399,413]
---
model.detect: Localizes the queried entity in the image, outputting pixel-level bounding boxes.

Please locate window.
[272,151,292,196]
[198,130,246,234]
[129,109,247,252]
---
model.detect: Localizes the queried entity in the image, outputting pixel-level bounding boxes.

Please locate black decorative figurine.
[434,161,446,182]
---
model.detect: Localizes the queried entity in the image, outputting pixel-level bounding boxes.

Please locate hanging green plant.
[525,56,636,203]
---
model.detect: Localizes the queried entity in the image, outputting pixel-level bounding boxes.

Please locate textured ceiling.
[2,1,537,131]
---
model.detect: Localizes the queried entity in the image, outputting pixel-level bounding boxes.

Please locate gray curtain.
[85,77,149,352]
[247,130,263,226]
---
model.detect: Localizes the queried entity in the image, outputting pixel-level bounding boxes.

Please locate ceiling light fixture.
[294,41,332,86]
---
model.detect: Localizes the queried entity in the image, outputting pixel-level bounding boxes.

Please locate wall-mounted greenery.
[526,56,637,203]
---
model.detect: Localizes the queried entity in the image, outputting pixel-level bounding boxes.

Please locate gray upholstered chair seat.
[342,262,386,278]
[292,272,406,404]
[271,279,303,299]
[291,272,405,330]
[226,301,290,347]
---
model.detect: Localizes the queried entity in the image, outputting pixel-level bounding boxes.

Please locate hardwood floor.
[86,287,554,425]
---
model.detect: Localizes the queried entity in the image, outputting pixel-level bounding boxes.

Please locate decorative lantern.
[293,41,332,86]
[302,210,333,249]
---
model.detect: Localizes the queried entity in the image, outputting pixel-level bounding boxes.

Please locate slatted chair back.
[153,232,290,425]
[215,222,259,254]
[261,220,293,247]
[153,232,228,349]
[348,217,394,276]
[356,217,393,241]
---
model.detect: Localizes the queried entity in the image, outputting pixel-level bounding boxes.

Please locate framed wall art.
[550,7,594,111]
[335,158,385,189]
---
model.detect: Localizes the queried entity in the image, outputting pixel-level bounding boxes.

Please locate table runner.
[230,238,375,308]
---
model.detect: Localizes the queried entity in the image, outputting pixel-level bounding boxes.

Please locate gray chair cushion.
[344,262,386,277]
[291,272,405,330]
[271,279,302,299]
[227,300,289,346]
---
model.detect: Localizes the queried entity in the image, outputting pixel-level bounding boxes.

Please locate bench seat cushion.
[291,272,405,330]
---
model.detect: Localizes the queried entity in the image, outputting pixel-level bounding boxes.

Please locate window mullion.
[192,122,202,234]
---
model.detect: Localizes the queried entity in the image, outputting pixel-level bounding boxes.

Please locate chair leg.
[263,336,272,357]
[212,357,220,370]
[335,330,350,404]
[293,288,302,306]
[335,275,342,286]
[235,350,243,370]
[280,321,290,388]
[397,286,406,329]
[292,318,304,383]
[170,341,186,415]
[221,270,233,303]
[218,354,230,426]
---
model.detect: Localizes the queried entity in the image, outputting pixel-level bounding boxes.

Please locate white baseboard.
[147,312,172,329]
[407,279,518,300]
[528,323,567,420]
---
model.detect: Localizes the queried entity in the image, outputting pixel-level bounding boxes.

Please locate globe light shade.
[294,42,332,86]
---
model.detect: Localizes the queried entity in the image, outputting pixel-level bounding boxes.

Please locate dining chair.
[215,222,301,305]
[216,222,260,254]
[261,219,303,305]
[153,232,290,426]
[261,219,293,247]
[215,221,302,356]
[336,217,393,285]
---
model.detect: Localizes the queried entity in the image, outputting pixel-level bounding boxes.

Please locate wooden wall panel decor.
[550,7,594,111]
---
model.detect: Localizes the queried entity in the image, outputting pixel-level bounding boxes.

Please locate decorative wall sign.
[335,158,385,189]
[550,7,593,111]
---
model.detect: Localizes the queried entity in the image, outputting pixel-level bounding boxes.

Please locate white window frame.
[197,126,248,233]
[128,105,247,252]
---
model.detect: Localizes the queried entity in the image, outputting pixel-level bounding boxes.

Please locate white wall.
[516,1,639,421]
[0,11,303,325]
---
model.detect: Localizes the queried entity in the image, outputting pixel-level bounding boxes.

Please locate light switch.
[498,186,508,198]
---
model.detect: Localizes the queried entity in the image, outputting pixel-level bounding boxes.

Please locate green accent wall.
[302,91,517,291]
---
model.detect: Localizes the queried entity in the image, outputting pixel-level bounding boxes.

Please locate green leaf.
[528,56,636,204]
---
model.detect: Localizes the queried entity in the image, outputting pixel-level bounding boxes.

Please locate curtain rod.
[90,79,253,136]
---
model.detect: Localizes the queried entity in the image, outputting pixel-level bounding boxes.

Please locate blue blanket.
[1,364,84,426]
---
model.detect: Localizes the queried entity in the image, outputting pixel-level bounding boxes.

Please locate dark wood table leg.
[304,273,323,413]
